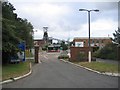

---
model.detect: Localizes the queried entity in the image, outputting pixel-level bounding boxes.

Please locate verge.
[60,59,120,77]
[0,62,32,84]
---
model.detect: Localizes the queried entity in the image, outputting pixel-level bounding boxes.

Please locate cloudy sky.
[8,0,119,41]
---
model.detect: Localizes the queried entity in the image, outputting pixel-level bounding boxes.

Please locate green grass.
[0,67,2,81]
[76,61,118,73]
[2,61,30,81]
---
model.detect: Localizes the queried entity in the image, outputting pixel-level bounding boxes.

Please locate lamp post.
[79,9,99,62]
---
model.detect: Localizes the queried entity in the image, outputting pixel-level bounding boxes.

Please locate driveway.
[3,52,118,88]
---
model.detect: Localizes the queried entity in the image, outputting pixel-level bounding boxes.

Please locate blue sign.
[18,42,26,62]
[18,42,25,51]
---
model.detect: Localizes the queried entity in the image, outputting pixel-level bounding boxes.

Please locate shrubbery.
[42,45,48,51]
[93,43,117,60]
[58,55,69,59]
[77,52,87,62]
[77,52,96,62]
[42,47,47,51]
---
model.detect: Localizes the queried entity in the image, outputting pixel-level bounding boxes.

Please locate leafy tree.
[15,18,34,49]
[2,1,34,64]
[113,28,120,44]
[60,41,68,50]
[94,43,117,60]
[2,1,20,63]
[94,28,120,60]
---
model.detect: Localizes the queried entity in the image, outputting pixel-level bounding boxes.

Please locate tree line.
[94,28,120,60]
[2,1,34,64]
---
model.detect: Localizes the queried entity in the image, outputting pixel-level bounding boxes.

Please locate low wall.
[70,47,92,62]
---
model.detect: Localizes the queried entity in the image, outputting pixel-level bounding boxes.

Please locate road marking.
[44,55,48,59]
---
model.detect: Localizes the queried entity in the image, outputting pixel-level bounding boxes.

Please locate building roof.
[34,39,44,41]
[48,44,61,47]
[74,37,112,40]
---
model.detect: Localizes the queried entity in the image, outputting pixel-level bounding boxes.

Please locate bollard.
[34,45,39,63]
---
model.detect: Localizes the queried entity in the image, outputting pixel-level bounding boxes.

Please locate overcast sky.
[8,0,119,41]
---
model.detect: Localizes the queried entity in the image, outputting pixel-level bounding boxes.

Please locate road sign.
[18,42,25,51]
[18,42,25,61]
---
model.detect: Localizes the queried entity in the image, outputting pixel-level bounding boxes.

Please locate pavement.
[2,52,119,88]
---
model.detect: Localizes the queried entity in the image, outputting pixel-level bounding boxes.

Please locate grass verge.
[2,61,30,81]
[74,61,118,73]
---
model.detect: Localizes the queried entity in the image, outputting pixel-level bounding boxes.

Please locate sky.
[8,0,119,41]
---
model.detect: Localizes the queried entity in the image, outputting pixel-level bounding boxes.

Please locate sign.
[75,42,84,47]
[18,42,25,51]
[18,42,25,61]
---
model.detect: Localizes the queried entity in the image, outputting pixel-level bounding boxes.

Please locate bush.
[58,55,69,59]
[93,43,117,60]
[77,52,87,61]
[42,47,47,51]
[93,47,99,52]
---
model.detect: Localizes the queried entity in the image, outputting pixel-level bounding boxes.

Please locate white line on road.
[44,56,48,59]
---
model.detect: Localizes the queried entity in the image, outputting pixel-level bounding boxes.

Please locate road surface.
[3,52,118,88]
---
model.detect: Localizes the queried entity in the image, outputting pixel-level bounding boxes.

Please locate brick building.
[70,37,112,62]
[73,37,112,48]
[34,38,52,48]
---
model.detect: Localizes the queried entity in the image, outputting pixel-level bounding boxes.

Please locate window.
[96,40,99,43]
[101,40,104,43]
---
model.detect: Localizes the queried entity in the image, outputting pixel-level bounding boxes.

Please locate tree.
[2,1,34,64]
[15,18,34,49]
[60,41,68,50]
[93,28,119,60]
[94,43,117,60]
[113,28,120,44]
[2,1,20,63]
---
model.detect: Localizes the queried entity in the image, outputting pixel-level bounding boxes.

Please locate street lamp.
[79,9,99,62]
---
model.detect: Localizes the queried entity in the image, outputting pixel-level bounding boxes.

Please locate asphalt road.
[3,52,118,88]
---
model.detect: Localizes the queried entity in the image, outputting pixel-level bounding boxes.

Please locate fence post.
[34,45,39,63]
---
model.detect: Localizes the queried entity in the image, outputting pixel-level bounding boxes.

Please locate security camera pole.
[79,9,99,62]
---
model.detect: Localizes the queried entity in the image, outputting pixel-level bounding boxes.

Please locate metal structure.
[43,27,48,42]
[42,26,69,44]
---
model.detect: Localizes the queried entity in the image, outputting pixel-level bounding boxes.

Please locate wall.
[70,47,92,62]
